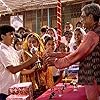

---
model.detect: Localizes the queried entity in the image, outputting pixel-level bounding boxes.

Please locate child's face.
[65,33,72,43]
[45,40,54,52]
[65,25,70,31]
[74,30,83,43]
[2,32,14,46]
[15,41,22,51]
[47,30,54,37]
[58,43,66,52]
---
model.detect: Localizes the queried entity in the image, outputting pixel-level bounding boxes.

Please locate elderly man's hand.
[43,52,70,61]
[42,52,70,69]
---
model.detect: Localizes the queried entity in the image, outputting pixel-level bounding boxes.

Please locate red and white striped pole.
[57,0,62,42]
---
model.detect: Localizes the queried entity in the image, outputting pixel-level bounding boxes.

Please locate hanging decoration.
[57,0,62,42]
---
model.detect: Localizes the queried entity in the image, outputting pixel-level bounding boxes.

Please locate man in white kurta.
[0,43,20,94]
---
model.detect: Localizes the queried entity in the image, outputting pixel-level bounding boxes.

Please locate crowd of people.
[0,3,100,100]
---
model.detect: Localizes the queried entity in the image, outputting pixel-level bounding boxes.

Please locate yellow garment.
[42,49,55,89]
[21,33,46,89]
[20,50,38,90]
[33,33,45,53]
[20,71,38,90]
[22,33,54,89]
[22,33,45,53]
[46,66,54,89]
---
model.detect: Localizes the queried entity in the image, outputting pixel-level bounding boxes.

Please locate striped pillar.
[57,0,62,41]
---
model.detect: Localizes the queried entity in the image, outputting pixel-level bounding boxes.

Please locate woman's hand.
[43,56,56,67]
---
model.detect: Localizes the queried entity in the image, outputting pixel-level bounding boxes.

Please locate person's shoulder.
[86,31,98,39]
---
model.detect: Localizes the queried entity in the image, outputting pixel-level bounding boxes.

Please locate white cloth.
[52,66,60,76]
[0,43,20,94]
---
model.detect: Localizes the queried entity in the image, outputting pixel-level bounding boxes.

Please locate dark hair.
[81,3,100,22]
[63,31,73,36]
[17,27,25,33]
[13,38,22,50]
[22,33,28,39]
[0,25,15,40]
[54,27,57,31]
[41,28,46,33]
[74,27,82,33]
[76,22,82,27]
[47,28,54,32]
[44,36,53,45]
